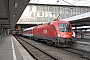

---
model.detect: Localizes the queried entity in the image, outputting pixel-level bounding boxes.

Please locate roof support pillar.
[1,25,2,39]
[89,26,90,38]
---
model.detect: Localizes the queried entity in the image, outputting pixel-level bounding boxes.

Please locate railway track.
[15,36,58,60]
[15,36,89,60]
[61,48,90,60]
[73,42,90,52]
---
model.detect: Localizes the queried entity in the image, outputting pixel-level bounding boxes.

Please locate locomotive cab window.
[52,25,55,30]
[58,23,71,32]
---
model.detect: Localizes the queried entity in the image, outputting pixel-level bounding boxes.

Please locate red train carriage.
[17,31,23,36]
[23,27,34,38]
[12,31,17,35]
[12,30,22,36]
[32,19,75,47]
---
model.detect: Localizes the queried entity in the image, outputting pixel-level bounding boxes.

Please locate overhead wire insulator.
[57,0,59,3]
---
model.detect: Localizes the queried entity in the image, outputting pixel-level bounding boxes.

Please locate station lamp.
[13,14,16,17]
[14,2,18,8]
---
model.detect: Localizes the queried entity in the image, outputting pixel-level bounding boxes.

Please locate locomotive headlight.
[58,34,61,37]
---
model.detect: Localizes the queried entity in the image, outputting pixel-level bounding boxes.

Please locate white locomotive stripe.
[11,36,17,60]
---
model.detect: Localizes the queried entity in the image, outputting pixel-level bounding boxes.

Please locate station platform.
[73,37,90,45]
[0,35,34,60]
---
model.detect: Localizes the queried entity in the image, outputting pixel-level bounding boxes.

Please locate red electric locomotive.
[32,19,75,47]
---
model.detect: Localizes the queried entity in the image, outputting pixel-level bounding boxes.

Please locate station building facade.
[18,4,90,24]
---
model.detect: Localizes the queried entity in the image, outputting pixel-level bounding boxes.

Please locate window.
[58,23,71,32]
[52,25,55,30]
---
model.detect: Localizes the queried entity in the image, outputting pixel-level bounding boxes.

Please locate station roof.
[62,12,90,27]
[30,0,90,7]
[0,0,30,29]
[1,0,90,29]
